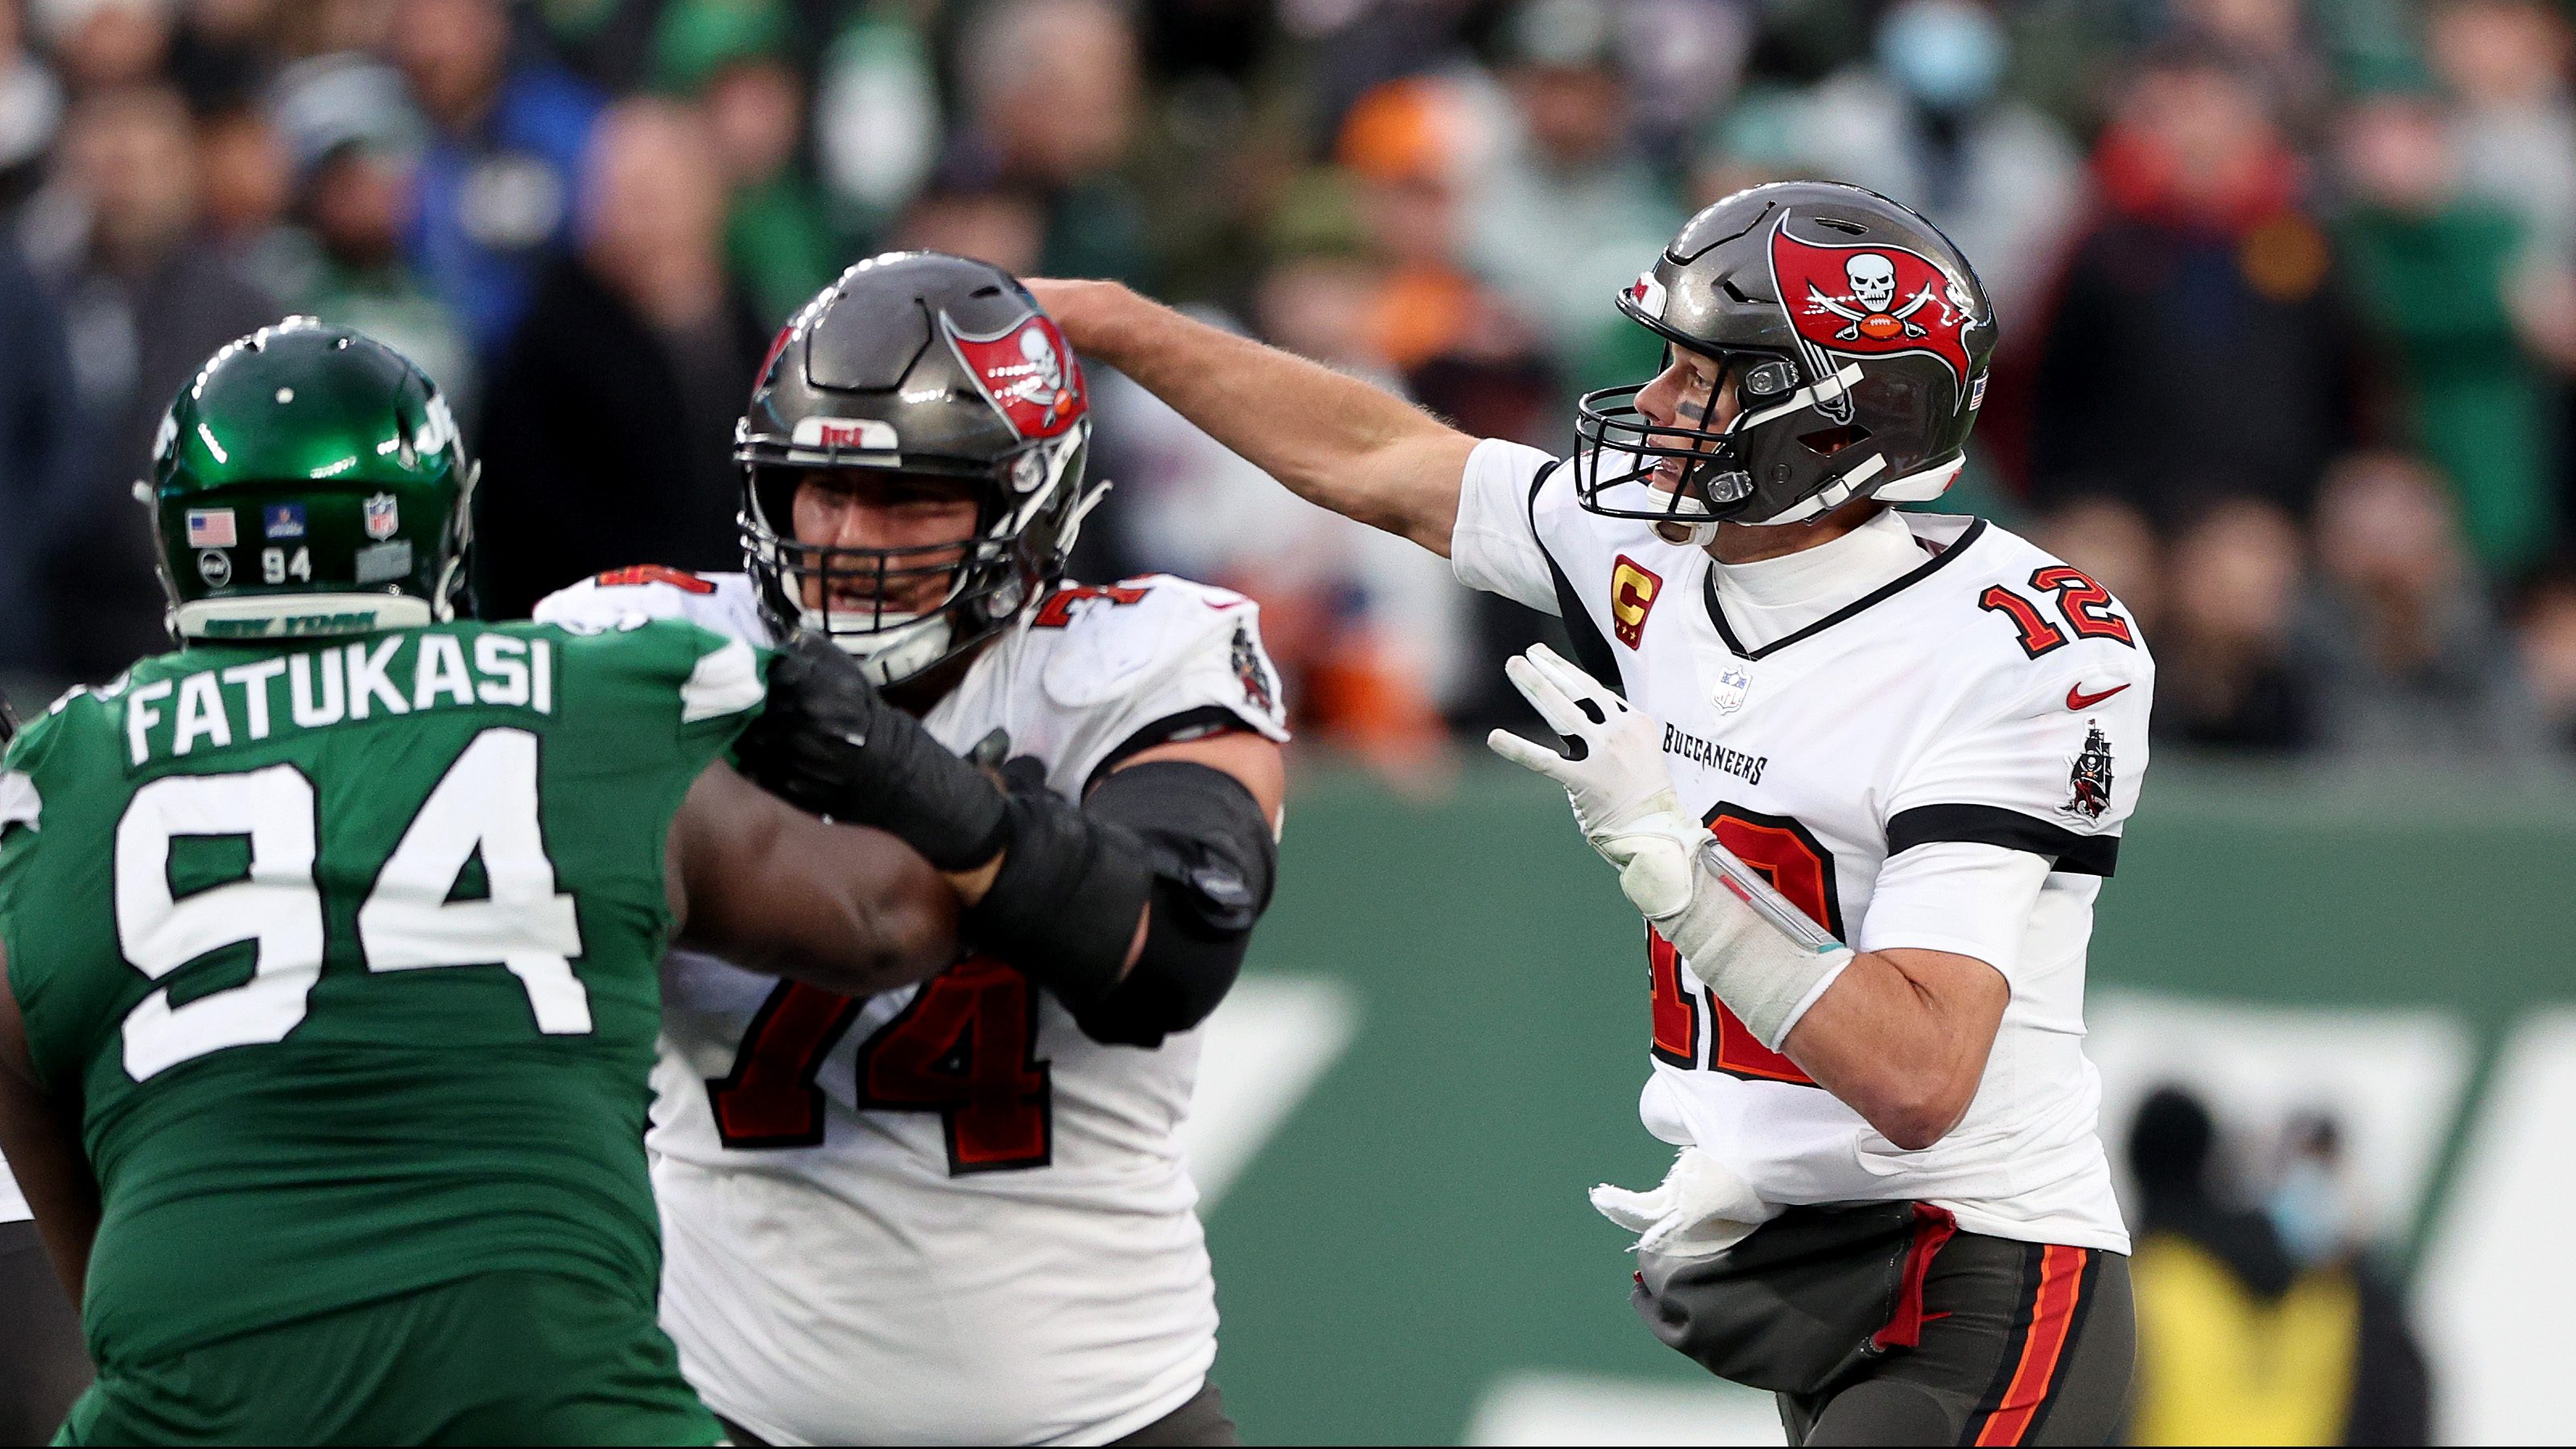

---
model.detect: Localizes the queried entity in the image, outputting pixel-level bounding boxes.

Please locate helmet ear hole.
[1797,423,1872,457]
[1740,359,1798,402]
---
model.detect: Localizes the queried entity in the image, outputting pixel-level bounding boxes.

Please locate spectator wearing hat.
[1711,0,2083,338]
[651,0,846,327]
[2125,1088,2432,1446]
[260,56,473,417]
[1461,0,1681,394]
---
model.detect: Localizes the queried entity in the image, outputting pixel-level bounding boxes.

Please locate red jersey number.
[1644,806,1839,1088]
[855,957,1053,1174]
[706,957,1053,1174]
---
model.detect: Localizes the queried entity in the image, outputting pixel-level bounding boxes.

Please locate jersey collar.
[1702,516,1989,660]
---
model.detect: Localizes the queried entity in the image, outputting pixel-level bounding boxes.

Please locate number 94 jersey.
[1452,440,2150,1255]
[533,568,1290,1447]
[0,619,766,1373]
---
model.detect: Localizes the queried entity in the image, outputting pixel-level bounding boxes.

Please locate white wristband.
[1641,836,1856,1052]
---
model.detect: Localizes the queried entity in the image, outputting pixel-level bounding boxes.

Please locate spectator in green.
[2335,88,2561,576]
[652,0,847,328]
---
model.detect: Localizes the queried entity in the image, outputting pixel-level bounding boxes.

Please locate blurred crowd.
[8,0,2576,770]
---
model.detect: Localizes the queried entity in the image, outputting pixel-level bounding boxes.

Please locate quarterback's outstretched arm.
[1028,279,1478,555]
[0,945,100,1307]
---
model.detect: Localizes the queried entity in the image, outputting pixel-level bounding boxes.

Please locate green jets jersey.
[0,618,768,1370]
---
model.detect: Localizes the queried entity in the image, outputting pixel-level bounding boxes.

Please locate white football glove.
[1484,644,1703,919]
[1488,644,1856,1052]
[1591,1147,1779,1261]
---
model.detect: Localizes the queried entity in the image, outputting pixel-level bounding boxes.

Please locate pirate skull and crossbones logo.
[985,325,1067,406]
[1806,253,1938,341]
[949,314,1085,437]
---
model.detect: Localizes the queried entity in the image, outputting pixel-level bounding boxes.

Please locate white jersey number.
[113,726,588,1080]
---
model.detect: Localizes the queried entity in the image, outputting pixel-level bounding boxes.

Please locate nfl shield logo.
[362,493,399,540]
[1711,663,1752,714]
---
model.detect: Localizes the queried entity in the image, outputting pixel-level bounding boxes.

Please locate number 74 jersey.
[533,568,1291,1447]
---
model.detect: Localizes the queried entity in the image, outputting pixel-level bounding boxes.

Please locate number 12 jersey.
[1452,440,2152,1253]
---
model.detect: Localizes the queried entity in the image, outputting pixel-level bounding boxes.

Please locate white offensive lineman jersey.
[1453,440,2149,1253]
[535,566,1290,1447]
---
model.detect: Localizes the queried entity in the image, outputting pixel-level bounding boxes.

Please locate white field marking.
[2418,1012,2576,1447]
[2087,992,2471,1245]
[1176,972,1359,1209]
[1463,1370,1785,1447]
[0,1150,26,1224]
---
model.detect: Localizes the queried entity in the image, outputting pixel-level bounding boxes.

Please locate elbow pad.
[1071,761,1277,1047]
[968,758,1274,1033]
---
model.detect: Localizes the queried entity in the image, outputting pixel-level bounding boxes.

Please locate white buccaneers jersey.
[534,568,1290,1446]
[1453,440,2149,1253]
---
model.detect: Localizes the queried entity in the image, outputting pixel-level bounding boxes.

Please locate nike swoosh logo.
[2066,683,2130,711]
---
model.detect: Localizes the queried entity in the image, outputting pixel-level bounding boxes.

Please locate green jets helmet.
[146,318,475,642]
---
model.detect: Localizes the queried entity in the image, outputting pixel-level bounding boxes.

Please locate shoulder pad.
[0,685,86,799]
[1951,526,2151,671]
[1034,576,1257,711]
[534,568,766,642]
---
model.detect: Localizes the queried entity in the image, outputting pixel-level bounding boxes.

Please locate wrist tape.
[1645,837,1856,1052]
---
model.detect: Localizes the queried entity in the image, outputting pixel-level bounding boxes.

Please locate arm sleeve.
[1854,841,2052,978]
[1449,438,1564,615]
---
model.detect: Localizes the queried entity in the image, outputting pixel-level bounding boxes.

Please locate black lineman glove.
[733,634,1008,872]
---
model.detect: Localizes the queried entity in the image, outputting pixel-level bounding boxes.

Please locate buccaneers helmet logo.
[947,314,1087,440]
[1767,215,1983,392]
